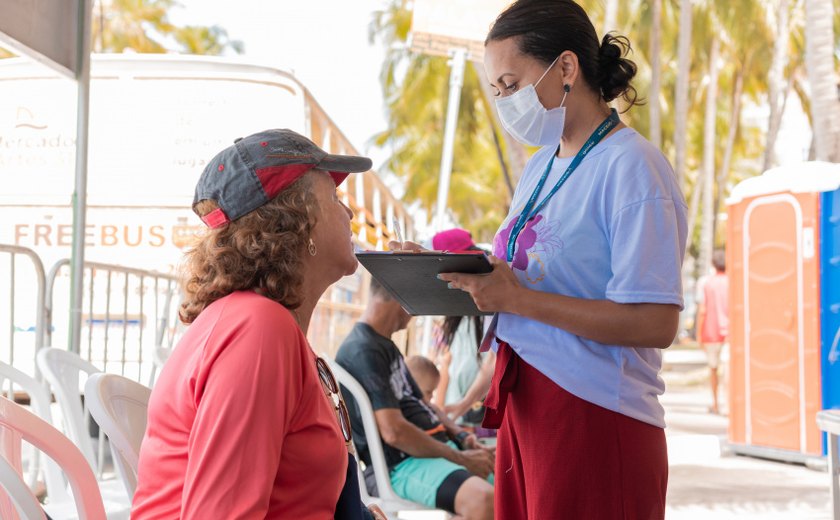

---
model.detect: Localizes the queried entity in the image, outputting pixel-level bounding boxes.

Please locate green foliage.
[369,0,511,241]
[173,25,244,55]
[0,1,242,60]
[91,0,243,55]
[373,0,835,249]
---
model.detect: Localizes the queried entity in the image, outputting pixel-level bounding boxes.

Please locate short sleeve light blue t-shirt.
[492,127,687,428]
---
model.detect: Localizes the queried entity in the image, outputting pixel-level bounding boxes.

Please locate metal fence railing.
[3,242,419,385]
[44,259,184,385]
[0,245,47,378]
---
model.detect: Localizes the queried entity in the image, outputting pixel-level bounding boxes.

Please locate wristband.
[454,430,471,448]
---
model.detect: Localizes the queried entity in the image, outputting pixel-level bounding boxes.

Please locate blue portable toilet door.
[821,187,840,455]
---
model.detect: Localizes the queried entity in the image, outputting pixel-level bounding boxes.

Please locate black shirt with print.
[336,323,447,469]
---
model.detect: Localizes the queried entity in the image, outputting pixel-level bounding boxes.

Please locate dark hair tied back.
[597,33,639,105]
[487,0,640,109]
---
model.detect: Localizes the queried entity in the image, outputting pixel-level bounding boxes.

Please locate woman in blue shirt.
[436,1,688,518]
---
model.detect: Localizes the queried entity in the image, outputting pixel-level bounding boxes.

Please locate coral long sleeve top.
[132,291,347,519]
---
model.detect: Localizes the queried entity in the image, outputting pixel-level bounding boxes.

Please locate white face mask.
[495,56,568,147]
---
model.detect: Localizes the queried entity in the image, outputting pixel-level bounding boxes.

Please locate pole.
[433,47,467,231]
[69,0,92,354]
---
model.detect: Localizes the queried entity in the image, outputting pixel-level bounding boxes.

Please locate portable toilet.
[726,161,840,462]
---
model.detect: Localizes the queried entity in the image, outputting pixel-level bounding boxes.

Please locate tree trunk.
[471,62,524,200]
[604,0,619,33]
[673,0,693,189]
[683,172,703,280]
[699,36,719,274]
[713,67,744,240]
[805,0,840,161]
[649,0,662,148]
[763,0,791,172]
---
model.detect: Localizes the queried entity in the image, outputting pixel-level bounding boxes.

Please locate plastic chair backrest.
[326,359,432,515]
[0,396,106,520]
[36,348,101,471]
[84,373,150,499]
[147,346,172,387]
[0,362,70,505]
[0,455,47,520]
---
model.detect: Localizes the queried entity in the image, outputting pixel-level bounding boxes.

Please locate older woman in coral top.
[132,129,384,520]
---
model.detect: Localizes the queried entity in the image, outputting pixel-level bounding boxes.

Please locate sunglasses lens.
[316,358,338,394]
[338,400,353,443]
[316,356,352,444]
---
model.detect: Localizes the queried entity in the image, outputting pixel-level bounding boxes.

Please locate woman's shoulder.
[202,291,302,346]
[216,290,295,320]
[597,128,684,205]
[600,128,671,171]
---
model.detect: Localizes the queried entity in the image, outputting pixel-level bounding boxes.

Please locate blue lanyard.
[506,108,620,262]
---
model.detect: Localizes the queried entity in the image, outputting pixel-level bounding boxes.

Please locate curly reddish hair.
[179,174,318,324]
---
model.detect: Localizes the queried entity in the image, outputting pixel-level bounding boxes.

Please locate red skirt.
[483,342,668,519]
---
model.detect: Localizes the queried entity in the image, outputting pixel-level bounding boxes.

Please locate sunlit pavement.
[664,348,831,520]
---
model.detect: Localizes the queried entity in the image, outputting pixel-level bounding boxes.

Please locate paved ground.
[663,347,832,520]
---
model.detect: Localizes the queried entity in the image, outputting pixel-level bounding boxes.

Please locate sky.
[170,0,392,169]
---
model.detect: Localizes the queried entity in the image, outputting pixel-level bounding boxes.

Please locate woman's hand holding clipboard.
[384,237,521,315]
[356,241,494,316]
[437,255,521,315]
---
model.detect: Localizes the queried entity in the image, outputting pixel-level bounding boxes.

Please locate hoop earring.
[308,238,317,257]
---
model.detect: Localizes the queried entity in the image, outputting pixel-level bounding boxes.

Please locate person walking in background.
[696,249,729,415]
[431,0,687,517]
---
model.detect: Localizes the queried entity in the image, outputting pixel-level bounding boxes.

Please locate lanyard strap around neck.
[506,108,620,263]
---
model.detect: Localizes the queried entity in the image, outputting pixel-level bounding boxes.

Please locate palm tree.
[174,25,244,55]
[763,0,792,171]
[648,0,663,148]
[673,0,694,189]
[369,0,513,240]
[698,32,720,274]
[712,0,772,237]
[92,0,176,53]
[604,0,619,32]
[91,0,242,55]
[804,0,840,161]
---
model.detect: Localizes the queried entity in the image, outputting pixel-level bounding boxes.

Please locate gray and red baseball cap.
[193,129,372,228]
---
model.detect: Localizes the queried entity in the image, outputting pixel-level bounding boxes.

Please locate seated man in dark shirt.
[336,278,494,519]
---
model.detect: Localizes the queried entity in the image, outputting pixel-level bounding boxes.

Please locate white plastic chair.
[36,348,131,517]
[84,374,150,500]
[0,361,69,505]
[35,349,101,471]
[326,359,444,518]
[147,346,172,388]
[0,396,106,520]
[0,455,47,520]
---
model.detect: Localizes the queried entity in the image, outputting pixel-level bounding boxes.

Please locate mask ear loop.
[534,55,562,89]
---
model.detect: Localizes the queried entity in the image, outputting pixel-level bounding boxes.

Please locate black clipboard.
[356,252,493,316]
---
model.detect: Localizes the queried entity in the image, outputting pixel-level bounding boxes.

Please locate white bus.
[0,54,417,377]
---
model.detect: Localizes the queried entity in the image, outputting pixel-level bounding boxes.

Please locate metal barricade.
[0,245,47,378]
[817,410,840,520]
[44,259,184,384]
